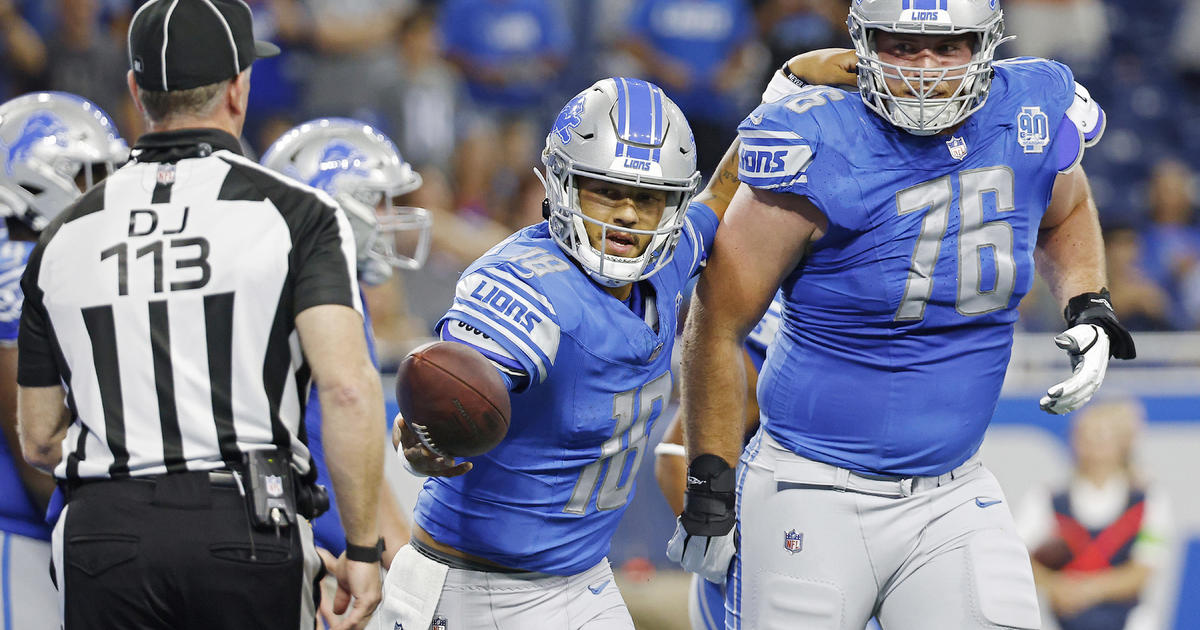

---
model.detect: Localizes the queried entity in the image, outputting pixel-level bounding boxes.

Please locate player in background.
[379,77,742,630]
[261,118,429,620]
[655,292,779,630]
[0,91,128,630]
[671,0,1137,627]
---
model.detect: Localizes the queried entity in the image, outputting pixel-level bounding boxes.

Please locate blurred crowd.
[3,0,1199,343]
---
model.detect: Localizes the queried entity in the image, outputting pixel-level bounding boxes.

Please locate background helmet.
[262,118,432,285]
[0,92,128,230]
[848,0,1011,135]
[541,77,701,287]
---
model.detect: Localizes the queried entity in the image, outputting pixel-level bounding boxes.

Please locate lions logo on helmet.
[0,92,128,230]
[553,93,587,145]
[261,119,433,285]
[849,0,1013,135]
[5,113,69,175]
[540,78,701,288]
[311,141,372,195]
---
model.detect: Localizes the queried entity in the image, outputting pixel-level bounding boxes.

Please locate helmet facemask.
[849,2,1011,135]
[541,78,701,288]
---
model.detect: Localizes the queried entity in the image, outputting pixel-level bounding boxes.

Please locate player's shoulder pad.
[993,57,1076,108]
[1064,81,1105,147]
[737,86,846,190]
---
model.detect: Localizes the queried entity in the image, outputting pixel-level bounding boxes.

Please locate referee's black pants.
[52,471,323,630]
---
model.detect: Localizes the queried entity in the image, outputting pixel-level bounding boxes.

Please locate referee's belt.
[64,469,241,496]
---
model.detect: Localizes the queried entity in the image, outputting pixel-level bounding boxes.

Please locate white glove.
[1040,324,1110,415]
[666,518,736,585]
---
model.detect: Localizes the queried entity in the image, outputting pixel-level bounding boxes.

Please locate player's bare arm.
[656,350,761,517]
[784,48,858,87]
[297,304,384,627]
[1035,166,1135,413]
[670,186,825,583]
[691,139,742,221]
[0,346,54,509]
[1036,166,1106,304]
[682,186,825,465]
[16,384,70,473]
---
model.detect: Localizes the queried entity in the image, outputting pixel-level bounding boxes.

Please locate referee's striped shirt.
[16,128,361,482]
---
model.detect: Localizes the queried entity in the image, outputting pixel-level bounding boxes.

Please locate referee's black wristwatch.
[345,537,385,563]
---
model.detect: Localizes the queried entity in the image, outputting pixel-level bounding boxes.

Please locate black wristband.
[1064,288,1136,360]
[680,454,737,537]
[781,63,807,88]
[344,537,385,563]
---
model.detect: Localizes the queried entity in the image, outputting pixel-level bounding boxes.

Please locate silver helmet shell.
[0,92,128,230]
[541,77,701,288]
[261,118,432,285]
[848,0,1011,135]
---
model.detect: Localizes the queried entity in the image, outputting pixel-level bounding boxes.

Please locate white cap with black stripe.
[128,0,281,92]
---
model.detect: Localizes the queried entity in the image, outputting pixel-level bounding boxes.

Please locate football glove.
[1040,324,1110,415]
[666,454,737,584]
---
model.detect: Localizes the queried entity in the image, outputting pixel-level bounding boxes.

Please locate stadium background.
[3,0,1197,627]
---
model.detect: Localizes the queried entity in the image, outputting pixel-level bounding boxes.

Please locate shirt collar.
[131,128,245,163]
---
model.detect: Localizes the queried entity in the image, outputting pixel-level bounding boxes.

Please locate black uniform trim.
[81,305,130,478]
[216,156,356,313]
[203,292,239,467]
[149,300,186,473]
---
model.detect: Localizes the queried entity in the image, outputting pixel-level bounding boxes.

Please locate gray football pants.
[728,430,1041,630]
[431,558,634,630]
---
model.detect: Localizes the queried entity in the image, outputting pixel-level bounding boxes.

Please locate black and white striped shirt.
[17,129,360,481]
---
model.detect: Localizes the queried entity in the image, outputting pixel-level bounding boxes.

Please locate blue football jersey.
[738,59,1093,476]
[417,203,719,575]
[304,290,381,554]
[0,231,48,540]
[744,291,783,372]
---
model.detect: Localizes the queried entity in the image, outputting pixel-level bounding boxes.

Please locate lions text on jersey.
[738,58,1100,476]
[423,202,718,575]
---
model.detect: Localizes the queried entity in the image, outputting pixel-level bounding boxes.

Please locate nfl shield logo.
[783,529,804,554]
[265,474,284,497]
[156,163,175,186]
[430,615,448,630]
[945,136,968,161]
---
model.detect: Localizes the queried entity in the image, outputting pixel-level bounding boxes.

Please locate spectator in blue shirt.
[438,0,570,218]
[620,0,758,175]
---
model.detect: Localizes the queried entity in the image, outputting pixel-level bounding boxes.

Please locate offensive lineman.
[381,77,743,630]
[671,2,1136,628]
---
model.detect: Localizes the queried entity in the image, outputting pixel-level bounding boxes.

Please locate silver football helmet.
[262,118,432,285]
[541,77,701,287]
[849,0,1012,135]
[0,92,128,230]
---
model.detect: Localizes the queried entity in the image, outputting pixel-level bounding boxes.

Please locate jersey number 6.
[894,166,1016,320]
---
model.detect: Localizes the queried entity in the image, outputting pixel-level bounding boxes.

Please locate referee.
[15,1,383,629]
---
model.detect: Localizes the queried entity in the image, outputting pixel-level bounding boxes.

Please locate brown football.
[395,341,511,458]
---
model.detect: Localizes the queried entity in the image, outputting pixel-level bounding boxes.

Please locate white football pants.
[728,430,1041,630]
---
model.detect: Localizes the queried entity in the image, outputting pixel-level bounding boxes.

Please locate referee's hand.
[332,553,382,630]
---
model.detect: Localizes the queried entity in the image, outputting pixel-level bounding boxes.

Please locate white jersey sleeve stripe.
[476,268,558,319]
[446,303,552,384]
